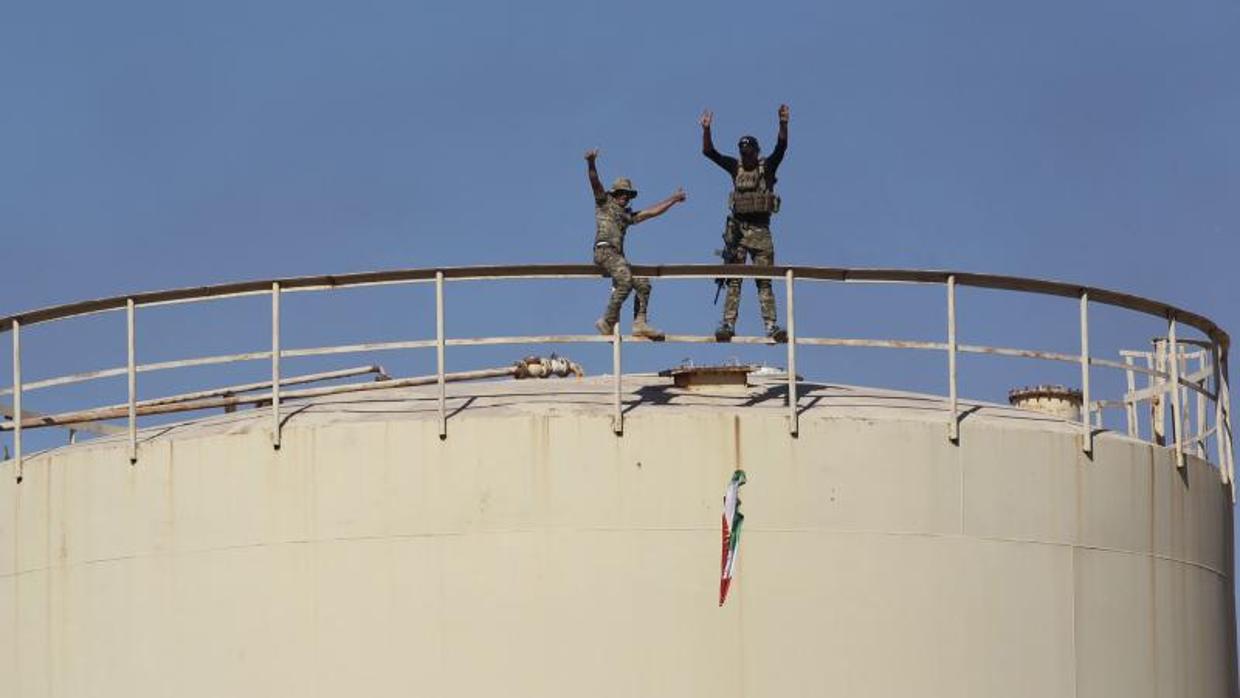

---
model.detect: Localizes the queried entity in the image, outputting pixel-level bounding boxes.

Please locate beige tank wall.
[0,406,1234,697]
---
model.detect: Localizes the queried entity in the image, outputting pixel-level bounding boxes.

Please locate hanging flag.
[719,469,748,606]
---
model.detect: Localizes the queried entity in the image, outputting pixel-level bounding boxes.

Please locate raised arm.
[585,149,605,199]
[634,188,687,223]
[765,104,790,175]
[699,110,736,174]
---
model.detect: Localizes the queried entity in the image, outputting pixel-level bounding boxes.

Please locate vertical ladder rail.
[1196,351,1207,458]
[1214,342,1227,482]
[1179,349,1192,454]
[1169,318,1184,468]
[1221,349,1235,499]
[1123,355,1138,438]
[1152,343,1166,446]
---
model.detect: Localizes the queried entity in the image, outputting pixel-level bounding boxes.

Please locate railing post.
[127,299,137,463]
[1079,292,1091,454]
[1123,355,1138,438]
[436,271,446,439]
[11,319,21,482]
[271,283,281,450]
[785,269,798,436]
[947,275,958,442]
[1168,317,1184,468]
[612,322,622,435]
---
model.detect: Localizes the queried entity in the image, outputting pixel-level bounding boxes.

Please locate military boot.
[765,322,788,343]
[595,317,616,336]
[715,321,735,342]
[632,314,665,341]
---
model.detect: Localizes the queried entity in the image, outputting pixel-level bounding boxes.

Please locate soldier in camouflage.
[701,104,790,342]
[585,149,687,340]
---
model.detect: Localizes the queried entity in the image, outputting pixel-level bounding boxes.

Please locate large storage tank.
[0,265,1235,697]
[0,373,1234,697]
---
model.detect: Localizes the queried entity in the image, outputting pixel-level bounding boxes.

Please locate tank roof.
[41,373,1103,455]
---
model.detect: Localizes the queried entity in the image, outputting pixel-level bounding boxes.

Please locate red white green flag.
[719,469,748,606]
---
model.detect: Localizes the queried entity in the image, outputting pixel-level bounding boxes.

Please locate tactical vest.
[729,161,780,215]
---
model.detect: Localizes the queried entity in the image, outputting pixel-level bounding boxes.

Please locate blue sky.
[3,0,1239,658]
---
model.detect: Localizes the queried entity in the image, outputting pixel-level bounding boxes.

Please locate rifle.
[713,217,744,304]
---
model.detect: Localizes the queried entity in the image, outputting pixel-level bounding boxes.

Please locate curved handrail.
[0,263,1233,495]
[0,264,1229,347]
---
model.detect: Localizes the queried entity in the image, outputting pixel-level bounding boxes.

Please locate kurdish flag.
[719,469,748,606]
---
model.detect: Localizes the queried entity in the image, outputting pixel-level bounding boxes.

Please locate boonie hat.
[609,177,638,197]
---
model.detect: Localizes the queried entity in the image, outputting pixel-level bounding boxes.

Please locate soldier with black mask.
[700,104,789,342]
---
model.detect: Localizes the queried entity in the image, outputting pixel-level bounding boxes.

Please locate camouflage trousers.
[594,245,651,324]
[721,222,777,326]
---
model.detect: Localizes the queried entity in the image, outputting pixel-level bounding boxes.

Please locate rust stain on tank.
[733,414,741,471]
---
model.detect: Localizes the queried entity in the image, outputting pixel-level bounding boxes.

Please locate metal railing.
[0,264,1233,498]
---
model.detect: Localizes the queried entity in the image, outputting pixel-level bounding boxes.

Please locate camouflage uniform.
[720,218,776,327]
[720,159,780,328]
[703,122,787,339]
[593,188,650,325]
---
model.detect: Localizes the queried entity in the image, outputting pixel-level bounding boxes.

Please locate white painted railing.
[0,264,1233,497]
